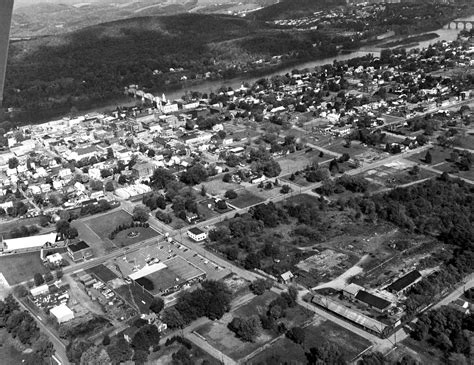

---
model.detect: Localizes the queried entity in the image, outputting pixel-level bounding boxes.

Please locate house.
[450,299,470,314]
[67,241,93,262]
[133,162,156,179]
[30,284,49,297]
[187,227,207,242]
[386,270,422,294]
[355,290,391,313]
[50,304,75,324]
[280,271,294,284]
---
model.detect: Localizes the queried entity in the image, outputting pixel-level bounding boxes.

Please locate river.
[85,15,474,114]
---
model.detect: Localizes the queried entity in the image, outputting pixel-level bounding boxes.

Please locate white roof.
[343,283,364,296]
[50,304,74,321]
[2,232,58,252]
[129,262,167,281]
[281,271,294,281]
[30,284,49,297]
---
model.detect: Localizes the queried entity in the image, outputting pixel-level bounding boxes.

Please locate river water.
[87,15,474,113]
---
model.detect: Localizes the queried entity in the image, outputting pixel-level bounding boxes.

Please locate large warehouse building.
[0,0,14,110]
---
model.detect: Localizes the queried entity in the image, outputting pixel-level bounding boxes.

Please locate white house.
[187,227,207,242]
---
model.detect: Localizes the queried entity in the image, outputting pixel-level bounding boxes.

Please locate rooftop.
[386,270,422,293]
[68,241,90,252]
[355,290,391,311]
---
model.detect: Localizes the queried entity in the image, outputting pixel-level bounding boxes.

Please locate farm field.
[0,252,48,285]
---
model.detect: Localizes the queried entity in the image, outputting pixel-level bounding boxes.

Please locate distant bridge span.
[446,20,474,30]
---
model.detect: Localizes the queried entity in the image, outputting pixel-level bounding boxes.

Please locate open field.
[0,252,48,285]
[230,189,265,209]
[248,337,306,364]
[400,337,444,365]
[83,210,133,240]
[280,172,312,187]
[71,219,117,255]
[276,149,330,176]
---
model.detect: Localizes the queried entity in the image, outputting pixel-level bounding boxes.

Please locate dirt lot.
[0,252,48,285]
[249,318,371,364]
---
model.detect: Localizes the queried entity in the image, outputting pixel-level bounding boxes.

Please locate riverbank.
[381,33,440,49]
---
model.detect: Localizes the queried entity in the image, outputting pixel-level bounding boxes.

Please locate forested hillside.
[4,13,339,122]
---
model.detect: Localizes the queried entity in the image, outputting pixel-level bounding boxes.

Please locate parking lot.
[114,239,231,282]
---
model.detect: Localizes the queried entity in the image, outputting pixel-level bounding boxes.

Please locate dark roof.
[386,270,422,293]
[355,290,391,311]
[189,227,204,235]
[68,241,90,252]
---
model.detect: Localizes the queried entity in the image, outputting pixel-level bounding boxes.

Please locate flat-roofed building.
[187,227,207,242]
[1,232,59,254]
[50,304,74,324]
[386,270,422,294]
[67,241,93,262]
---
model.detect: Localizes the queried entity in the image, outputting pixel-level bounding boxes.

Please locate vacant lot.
[202,177,242,197]
[248,337,306,364]
[302,320,371,361]
[231,189,265,209]
[196,314,276,361]
[0,252,48,285]
[0,329,27,364]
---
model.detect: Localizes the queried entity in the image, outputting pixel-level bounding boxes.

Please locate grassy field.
[324,140,366,157]
[280,172,312,187]
[453,134,474,149]
[231,189,265,209]
[113,226,158,247]
[83,210,133,240]
[407,146,451,165]
[202,177,242,197]
[0,252,48,285]
[432,161,474,181]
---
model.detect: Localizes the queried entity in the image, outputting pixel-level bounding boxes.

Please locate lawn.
[280,172,312,187]
[453,134,474,149]
[230,189,265,209]
[83,210,133,240]
[113,226,158,247]
[0,252,48,285]
[147,340,221,365]
[324,140,367,157]
[432,161,474,182]
[407,146,451,165]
